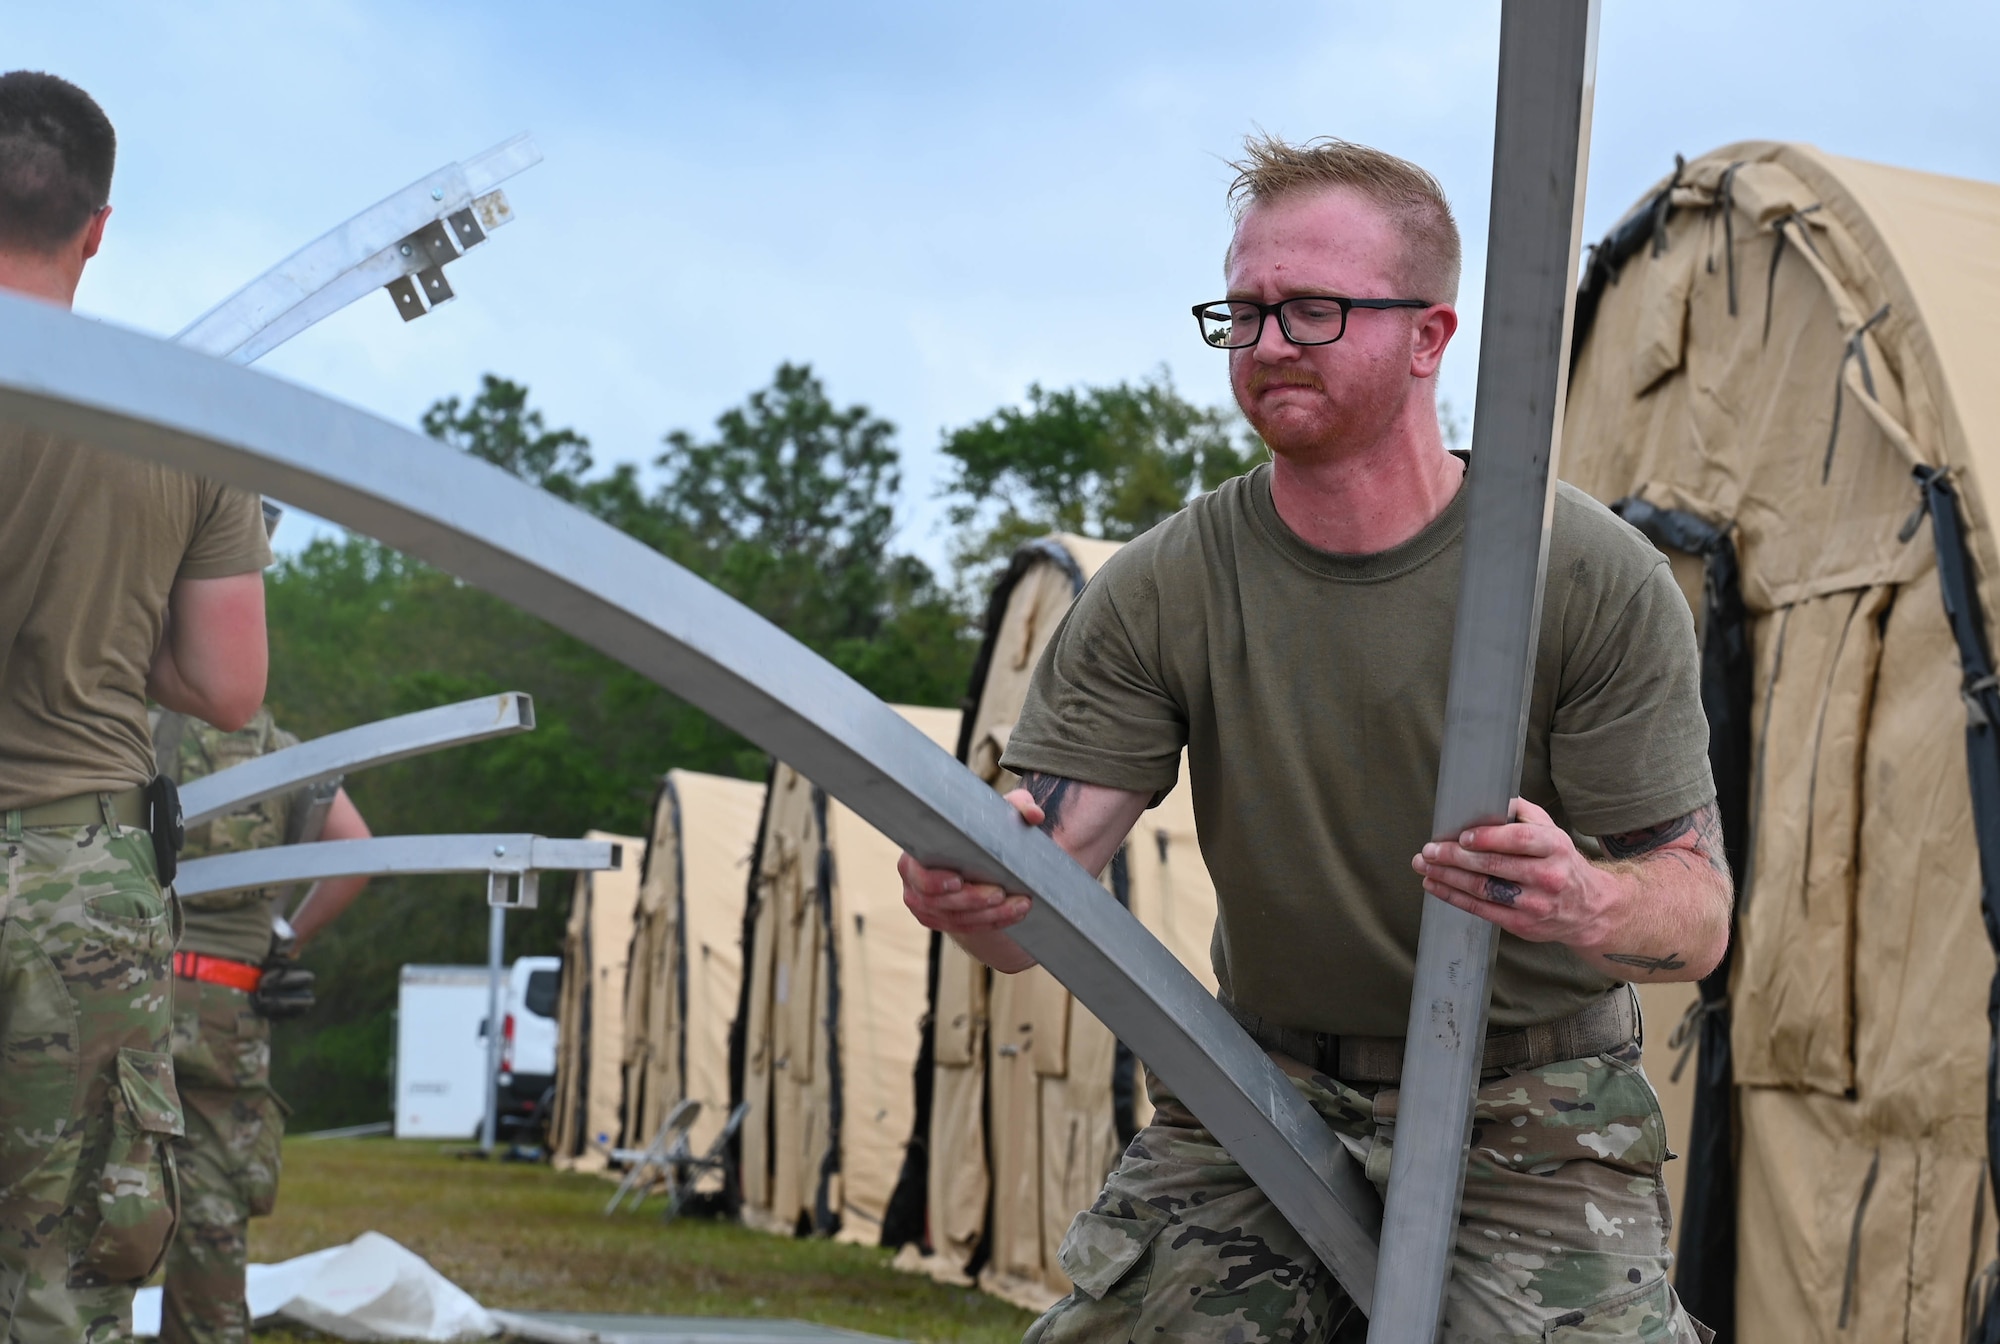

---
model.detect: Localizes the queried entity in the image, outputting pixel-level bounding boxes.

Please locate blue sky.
[13,1,1999,570]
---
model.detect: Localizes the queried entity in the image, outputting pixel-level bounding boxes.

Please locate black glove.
[252,919,315,1018]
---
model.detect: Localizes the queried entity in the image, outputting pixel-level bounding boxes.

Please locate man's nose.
[1251,312,1299,360]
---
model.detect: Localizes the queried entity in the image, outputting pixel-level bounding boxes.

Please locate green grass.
[246,1139,1036,1344]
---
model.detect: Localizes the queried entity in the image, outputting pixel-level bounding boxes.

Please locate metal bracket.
[179,692,535,827]
[0,290,1383,1304]
[173,834,618,905]
[174,134,539,362]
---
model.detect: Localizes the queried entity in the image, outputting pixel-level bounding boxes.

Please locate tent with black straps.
[1563,142,2000,1342]
[619,769,766,1199]
[732,704,962,1244]
[546,830,645,1173]
[883,535,1221,1313]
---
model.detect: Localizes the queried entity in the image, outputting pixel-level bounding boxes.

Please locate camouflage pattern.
[154,709,301,965]
[153,708,301,1344]
[160,979,281,1344]
[0,814,183,1344]
[1025,1045,1711,1344]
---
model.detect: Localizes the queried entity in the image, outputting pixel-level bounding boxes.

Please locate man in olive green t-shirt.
[0,72,271,1344]
[901,137,1729,1343]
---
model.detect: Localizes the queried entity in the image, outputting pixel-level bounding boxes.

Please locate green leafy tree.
[420,374,594,493]
[938,370,1261,582]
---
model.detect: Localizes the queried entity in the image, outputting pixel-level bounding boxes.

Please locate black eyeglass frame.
[1191,295,1434,349]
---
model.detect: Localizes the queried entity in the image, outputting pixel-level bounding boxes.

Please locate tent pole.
[1366,3,1600,1339]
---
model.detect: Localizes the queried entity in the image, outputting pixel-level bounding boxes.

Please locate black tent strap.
[1910,465,2000,1341]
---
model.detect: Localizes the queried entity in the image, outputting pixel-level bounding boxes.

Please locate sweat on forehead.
[1224,133,1461,306]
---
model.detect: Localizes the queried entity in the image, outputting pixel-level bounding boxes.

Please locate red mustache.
[1246,371,1325,395]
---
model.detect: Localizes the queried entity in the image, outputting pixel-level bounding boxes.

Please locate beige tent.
[734,704,962,1244]
[886,536,1221,1312]
[1564,142,2000,1341]
[547,829,645,1174]
[619,770,766,1193]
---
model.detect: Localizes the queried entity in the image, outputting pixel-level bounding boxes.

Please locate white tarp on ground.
[134,1231,497,1341]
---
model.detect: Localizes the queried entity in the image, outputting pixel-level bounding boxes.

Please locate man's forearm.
[1573,804,1732,982]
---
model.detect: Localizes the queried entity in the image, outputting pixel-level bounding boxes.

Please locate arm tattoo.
[1600,800,1729,879]
[1603,950,1688,972]
[1020,772,1076,837]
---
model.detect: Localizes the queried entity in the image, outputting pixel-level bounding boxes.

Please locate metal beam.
[0,291,1384,1305]
[1368,3,1600,1339]
[179,692,536,827]
[175,133,541,363]
[174,834,618,903]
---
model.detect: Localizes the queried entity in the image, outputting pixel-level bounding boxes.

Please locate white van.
[497,955,561,1137]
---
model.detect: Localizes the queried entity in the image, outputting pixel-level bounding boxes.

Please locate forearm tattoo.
[1020,772,1075,837]
[1600,800,1729,879]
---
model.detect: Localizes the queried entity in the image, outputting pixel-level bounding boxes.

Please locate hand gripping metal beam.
[174,834,619,911]
[0,292,1384,1306]
[178,692,536,827]
[174,133,542,362]
[1367,3,1600,1339]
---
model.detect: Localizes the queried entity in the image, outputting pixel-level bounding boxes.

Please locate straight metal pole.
[1367,2,1599,1339]
[481,892,507,1153]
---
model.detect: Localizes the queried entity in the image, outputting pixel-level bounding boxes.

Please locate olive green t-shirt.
[0,426,271,811]
[1002,462,1714,1036]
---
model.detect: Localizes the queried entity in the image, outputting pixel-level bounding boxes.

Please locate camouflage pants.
[0,817,183,1344]
[161,978,281,1344]
[1027,1048,1710,1344]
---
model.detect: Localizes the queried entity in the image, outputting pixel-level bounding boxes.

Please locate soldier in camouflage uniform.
[900,135,1730,1342]
[154,709,371,1344]
[1,72,272,1342]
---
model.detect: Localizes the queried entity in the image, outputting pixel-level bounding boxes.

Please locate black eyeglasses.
[1192,296,1432,349]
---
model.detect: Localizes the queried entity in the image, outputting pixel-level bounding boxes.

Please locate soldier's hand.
[898,788,1039,935]
[1410,797,1610,945]
[251,961,316,1018]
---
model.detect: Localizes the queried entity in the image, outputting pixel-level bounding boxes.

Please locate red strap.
[173,951,263,993]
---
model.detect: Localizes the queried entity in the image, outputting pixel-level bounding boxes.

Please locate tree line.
[270,364,1262,1129]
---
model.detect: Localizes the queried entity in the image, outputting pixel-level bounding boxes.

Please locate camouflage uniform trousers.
[161,978,282,1344]
[0,816,183,1344]
[1027,1045,1711,1344]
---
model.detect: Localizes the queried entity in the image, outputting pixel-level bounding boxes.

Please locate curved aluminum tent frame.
[0,290,1381,1305]
[180,691,535,826]
[175,834,618,903]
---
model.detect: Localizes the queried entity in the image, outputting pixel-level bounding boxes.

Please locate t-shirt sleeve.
[999,556,1188,795]
[1549,556,1716,835]
[178,482,273,580]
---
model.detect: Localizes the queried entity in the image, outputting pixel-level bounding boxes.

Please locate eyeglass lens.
[1197,298,1348,349]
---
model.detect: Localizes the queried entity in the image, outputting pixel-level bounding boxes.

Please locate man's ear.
[79,206,111,262]
[1410,304,1458,380]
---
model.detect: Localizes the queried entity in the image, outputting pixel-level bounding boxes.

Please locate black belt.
[1225,985,1641,1085]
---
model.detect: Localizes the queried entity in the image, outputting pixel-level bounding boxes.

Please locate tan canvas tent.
[547,829,644,1173]
[619,769,766,1195]
[733,704,962,1244]
[884,536,1221,1312]
[1563,142,2000,1342]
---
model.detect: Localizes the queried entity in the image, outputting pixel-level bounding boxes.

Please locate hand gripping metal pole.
[175,133,542,363]
[174,834,618,907]
[178,692,536,827]
[1367,3,1600,1339]
[0,293,1384,1305]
